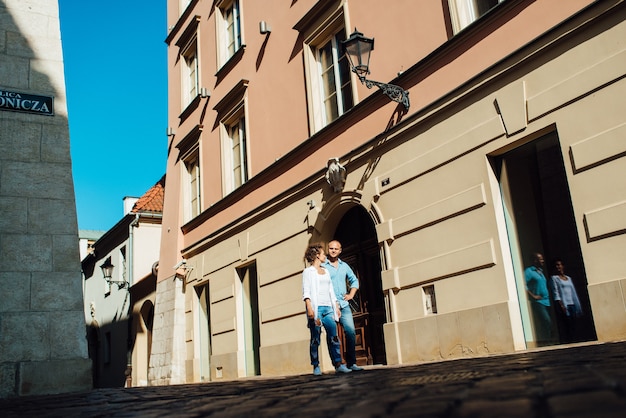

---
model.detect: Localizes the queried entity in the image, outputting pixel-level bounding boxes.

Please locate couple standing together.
[302,241,364,375]
[525,252,584,345]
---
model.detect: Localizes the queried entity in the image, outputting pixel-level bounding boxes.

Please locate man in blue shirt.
[323,240,364,371]
[524,252,552,345]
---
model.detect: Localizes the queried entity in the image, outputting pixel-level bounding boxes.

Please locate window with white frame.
[298,4,354,134]
[217,0,242,66]
[181,37,199,107]
[317,30,353,126]
[219,107,248,194]
[228,115,248,190]
[183,149,201,221]
[214,80,249,196]
[448,0,505,33]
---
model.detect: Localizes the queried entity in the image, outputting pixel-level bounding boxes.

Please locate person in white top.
[302,243,352,375]
[551,258,584,343]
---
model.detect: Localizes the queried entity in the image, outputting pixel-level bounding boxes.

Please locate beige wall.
[131,222,162,285]
[370,6,626,361]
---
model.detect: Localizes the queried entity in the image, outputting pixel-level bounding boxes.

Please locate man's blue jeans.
[308,306,341,367]
[338,305,357,366]
[531,301,552,344]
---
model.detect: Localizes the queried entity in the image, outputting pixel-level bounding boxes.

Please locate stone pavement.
[1,341,625,417]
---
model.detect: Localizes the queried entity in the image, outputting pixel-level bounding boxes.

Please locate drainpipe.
[125,213,140,388]
[129,214,140,287]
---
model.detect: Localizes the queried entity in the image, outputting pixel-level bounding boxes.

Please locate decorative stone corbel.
[325,157,346,193]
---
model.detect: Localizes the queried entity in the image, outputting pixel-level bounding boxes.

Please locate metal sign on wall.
[0,89,54,116]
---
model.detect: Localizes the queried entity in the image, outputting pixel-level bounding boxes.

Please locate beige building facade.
[152,0,626,384]
[0,0,91,397]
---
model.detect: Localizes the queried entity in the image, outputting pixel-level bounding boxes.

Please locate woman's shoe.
[313,366,322,376]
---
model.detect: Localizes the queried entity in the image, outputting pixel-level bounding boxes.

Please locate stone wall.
[148,277,186,385]
[0,0,91,397]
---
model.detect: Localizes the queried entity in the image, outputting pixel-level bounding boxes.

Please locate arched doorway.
[333,205,387,365]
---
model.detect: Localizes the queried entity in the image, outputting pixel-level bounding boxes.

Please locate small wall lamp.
[259,21,271,34]
[173,259,193,280]
[100,258,127,289]
[342,29,410,110]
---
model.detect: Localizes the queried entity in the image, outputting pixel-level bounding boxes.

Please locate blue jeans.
[531,302,552,344]
[338,305,357,366]
[308,306,341,367]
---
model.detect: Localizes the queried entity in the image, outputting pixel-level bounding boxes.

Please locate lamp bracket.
[360,76,410,110]
[105,278,128,290]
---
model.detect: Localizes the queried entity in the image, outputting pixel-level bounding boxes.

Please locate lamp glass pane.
[344,35,373,77]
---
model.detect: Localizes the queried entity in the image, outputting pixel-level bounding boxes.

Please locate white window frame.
[220,103,249,194]
[183,149,201,222]
[300,7,353,134]
[228,116,248,189]
[216,0,243,67]
[448,0,505,34]
[315,30,353,127]
[181,37,199,108]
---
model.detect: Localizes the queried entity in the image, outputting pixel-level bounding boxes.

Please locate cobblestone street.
[2,341,625,417]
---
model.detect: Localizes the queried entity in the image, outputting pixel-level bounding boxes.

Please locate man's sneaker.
[335,364,352,374]
[313,366,322,376]
[349,364,364,371]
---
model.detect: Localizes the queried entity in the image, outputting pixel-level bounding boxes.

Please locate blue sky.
[58,0,167,232]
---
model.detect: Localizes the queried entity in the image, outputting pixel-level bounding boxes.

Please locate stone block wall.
[148,277,187,386]
[0,0,91,397]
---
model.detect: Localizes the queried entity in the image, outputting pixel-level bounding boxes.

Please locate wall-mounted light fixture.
[342,29,410,110]
[173,259,193,280]
[166,127,175,137]
[100,258,127,289]
[200,87,210,98]
[259,21,271,34]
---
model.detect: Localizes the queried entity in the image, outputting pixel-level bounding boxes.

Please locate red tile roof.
[131,175,165,214]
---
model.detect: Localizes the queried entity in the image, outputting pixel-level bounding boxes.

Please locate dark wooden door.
[334,206,387,365]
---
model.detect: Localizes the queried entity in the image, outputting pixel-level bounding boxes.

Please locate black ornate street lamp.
[342,29,410,110]
[100,258,127,289]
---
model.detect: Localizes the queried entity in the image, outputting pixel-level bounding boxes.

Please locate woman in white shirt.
[551,258,584,343]
[302,243,352,375]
